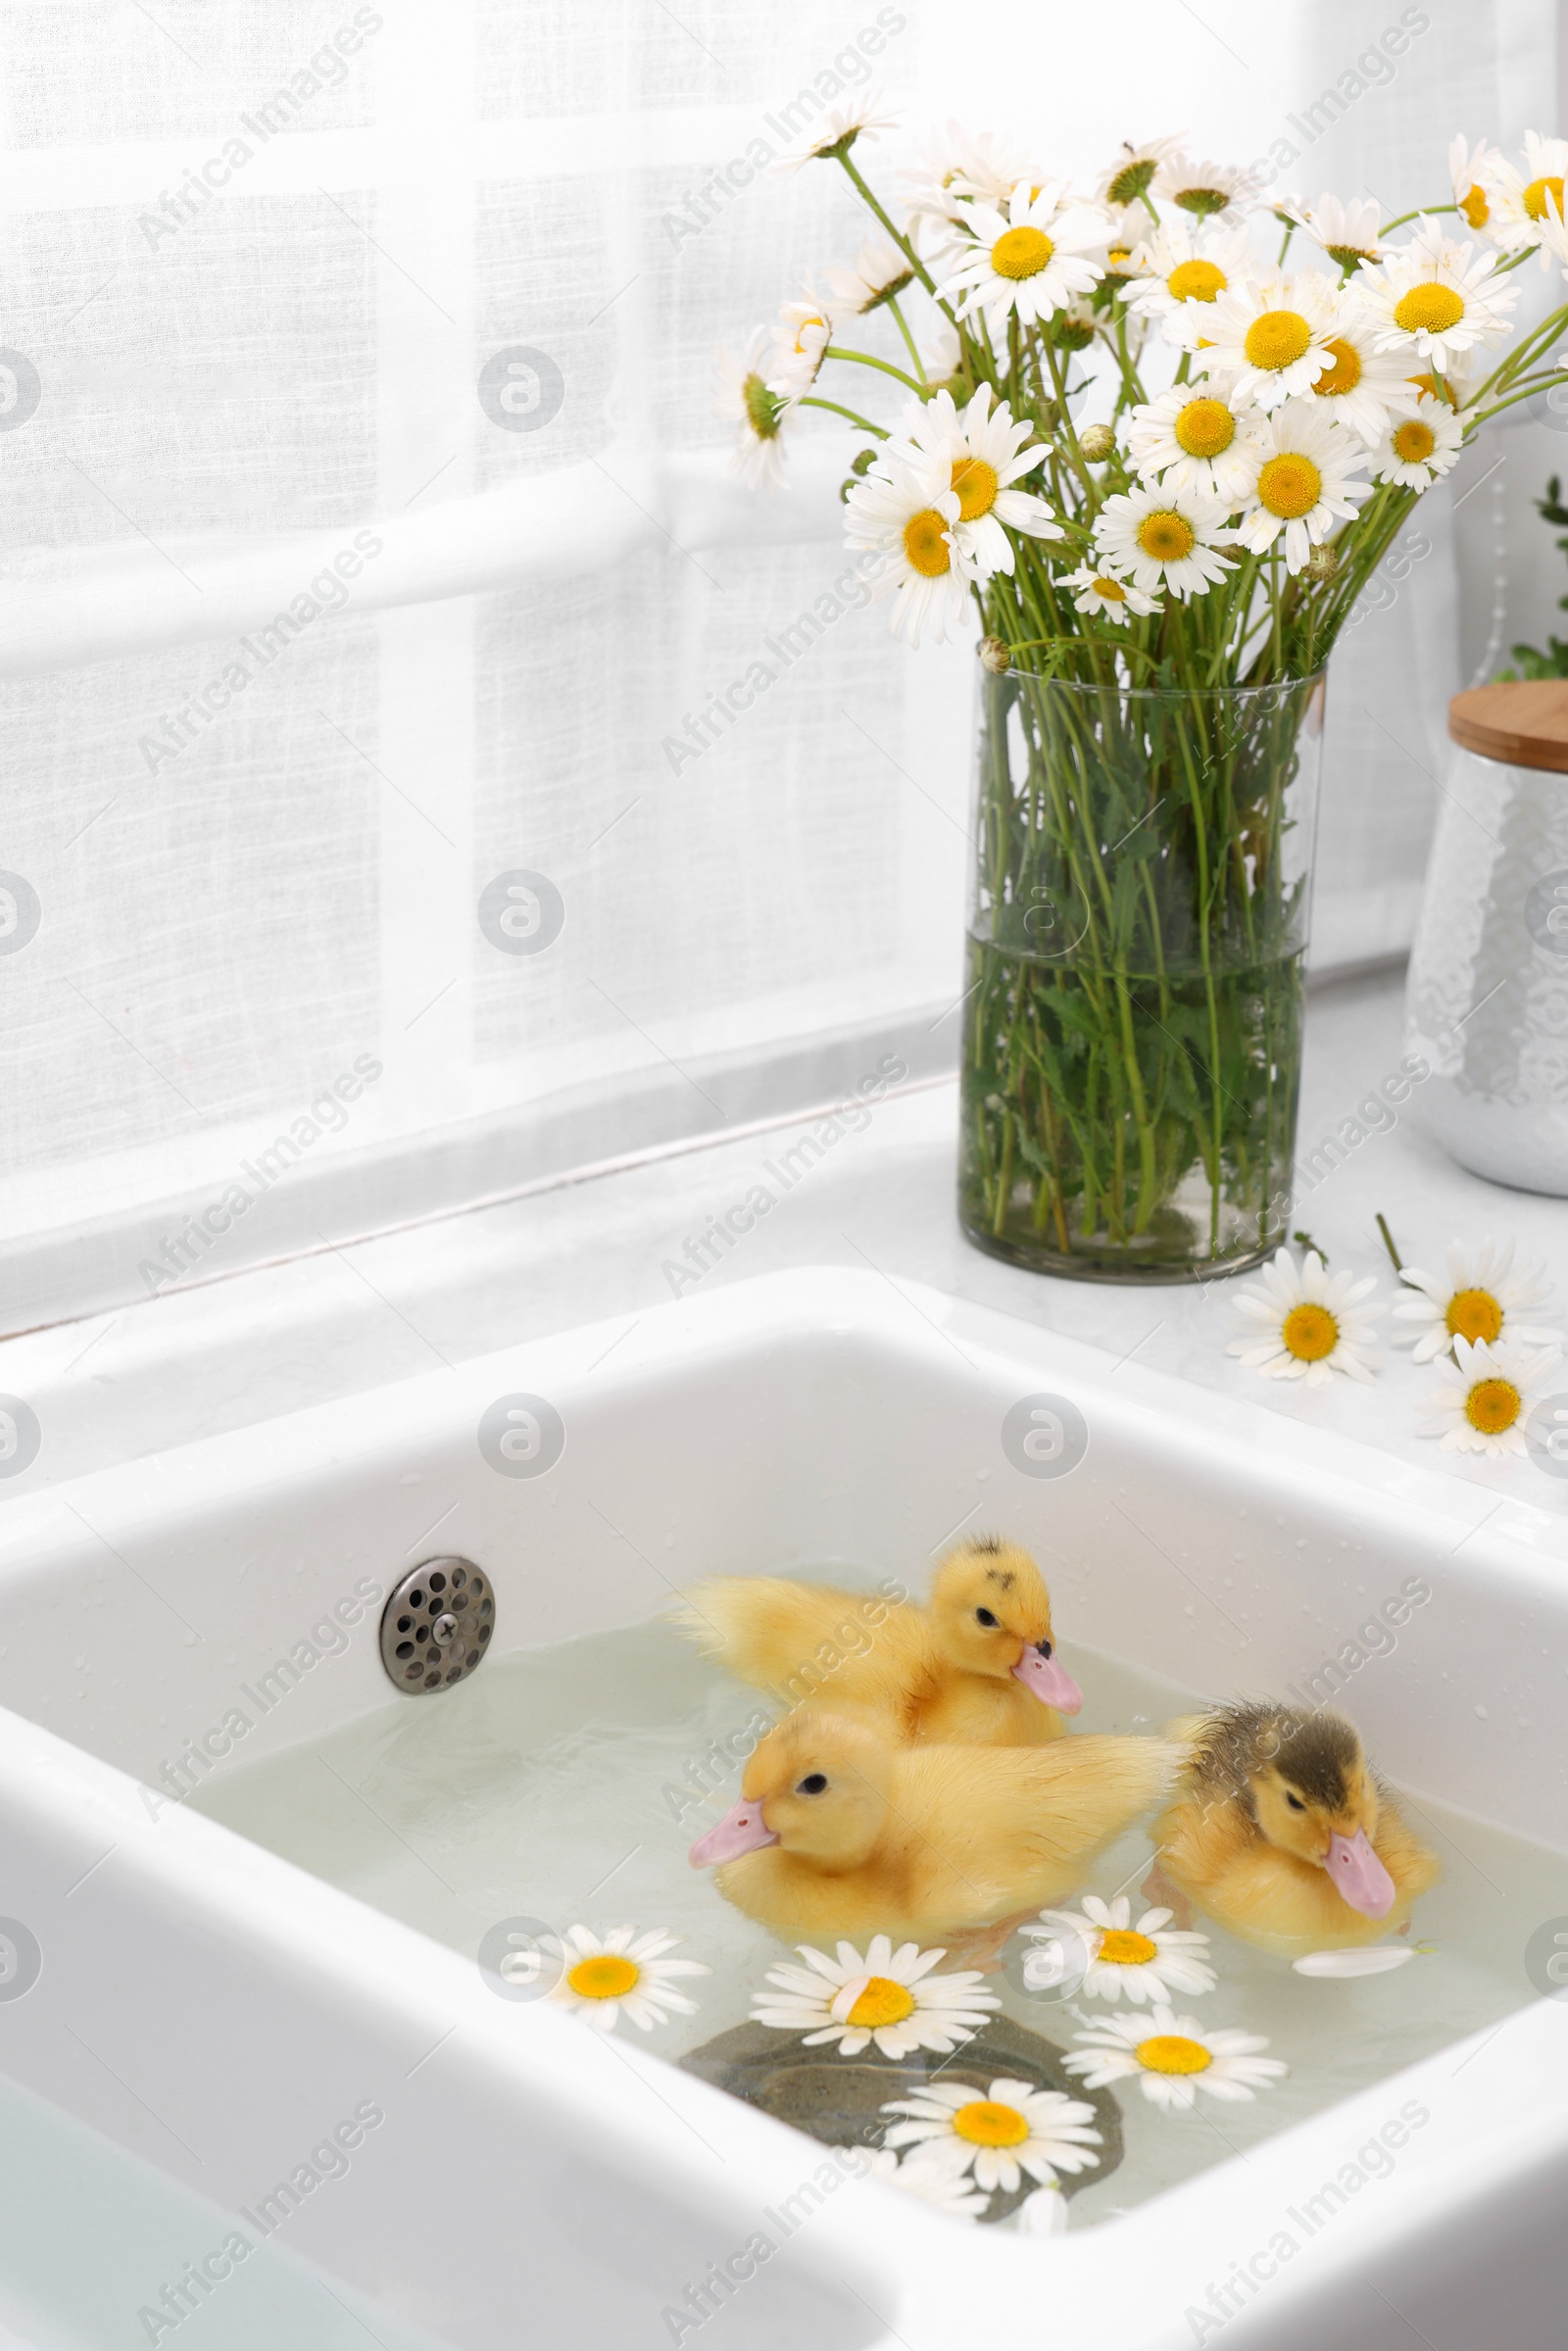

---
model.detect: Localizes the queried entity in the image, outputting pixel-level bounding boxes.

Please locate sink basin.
[1,1266,1565,2348]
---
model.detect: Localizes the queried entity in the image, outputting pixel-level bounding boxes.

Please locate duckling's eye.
[796,1772,828,1795]
[1284,1791,1306,1812]
[975,1607,1000,1628]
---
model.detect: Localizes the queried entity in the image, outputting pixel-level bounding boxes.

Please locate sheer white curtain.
[1,0,1554,1336]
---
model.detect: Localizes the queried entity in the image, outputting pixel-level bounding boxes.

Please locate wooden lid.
[1448,680,1568,772]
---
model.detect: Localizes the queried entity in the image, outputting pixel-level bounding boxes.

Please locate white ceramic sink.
[0,1266,1565,2349]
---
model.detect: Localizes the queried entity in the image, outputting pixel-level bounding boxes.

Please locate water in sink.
[190,1601,1568,2228]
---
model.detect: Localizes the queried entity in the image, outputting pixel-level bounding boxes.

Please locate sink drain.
[380,1557,494,1693]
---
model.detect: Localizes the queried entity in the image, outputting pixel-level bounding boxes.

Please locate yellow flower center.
[953,2098,1031,2147]
[1314,336,1362,396]
[1394,282,1465,335]
[1460,184,1490,229]
[1525,174,1566,221]
[1393,418,1437,464]
[567,1954,640,2000]
[1446,1287,1503,1344]
[1166,259,1226,304]
[1106,246,1133,272]
[903,508,952,577]
[792,314,827,353]
[950,456,999,519]
[1137,2033,1212,2077]
[1174,397,1235,458]
[1257,453,1322,520]
[1282,1300,1339,1361]
[1244,309,1313,371]
[1465,1376,1521,1435]
[1137,511,1196,563]
[1091,575,1127,602]
[1098,1928,1159,1966]
[992,226,1054,280]
[844,1976,916,2029]
[1407,369,1457,408]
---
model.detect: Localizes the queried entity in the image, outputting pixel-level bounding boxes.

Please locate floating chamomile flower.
[1393,1235,1561,1362]
[891,386,1061,575]
[549,1926,709,2033]
[1034,1896,1217,2006]
[1064,2006,1288,2111]
[1482,130,1568,261]
[1302,316,1422,444]
[1059,563,1160,625]
[715,331,793,489]
[775,93,900,173]
[1199,270,1342,410]
[752,1935,1001,2060]
[1285,194,1384,274]
[767,295,834,398]
[1449,134,1503,234]
[836,2144,991,2221]
[1418,1333,1564,1458]
[940,182,1111,333]
[1352,220,1518,369]
[843,451,970,644]
[1226,1248,1382,1387]
[881,2078,1102,2195]
[1229,400,1372,573]
[1125,383,1257,501]
[1098,134,1185,214]
[1093,484,1234,601]
[824,238,913,316]
[1124,220,1252,350]
[1156,152,1256,220]
[1373,402,1465,488]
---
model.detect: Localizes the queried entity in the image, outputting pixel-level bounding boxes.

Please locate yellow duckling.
[675,1537,1082,1747]
[1152,1701,1441,1958]
[688,1707,1179,1948]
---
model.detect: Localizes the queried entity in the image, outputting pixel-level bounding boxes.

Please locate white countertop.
[5,965,1567,1524]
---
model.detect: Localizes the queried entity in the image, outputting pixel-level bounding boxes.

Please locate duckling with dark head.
[1152,1701,1441,1958]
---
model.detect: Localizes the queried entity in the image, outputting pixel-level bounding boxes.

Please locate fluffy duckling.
[688,1707,1179,1947]
[675,1538,1082,1748]
[1152,1702,1441,1958]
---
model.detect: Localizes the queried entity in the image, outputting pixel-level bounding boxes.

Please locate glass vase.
[958,667,1325,1283]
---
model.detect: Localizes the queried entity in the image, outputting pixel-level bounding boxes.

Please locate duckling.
[1152,1701,1441,1958]
[674,1537,1082,1747]
[688,1707,1179,1947]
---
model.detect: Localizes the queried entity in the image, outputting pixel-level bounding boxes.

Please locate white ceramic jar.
[1405,681,1568,1195]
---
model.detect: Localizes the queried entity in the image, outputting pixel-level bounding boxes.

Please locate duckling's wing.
[1019,1735,1183,1864]
[672,1577,916,1706]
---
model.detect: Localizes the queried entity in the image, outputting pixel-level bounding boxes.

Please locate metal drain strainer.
[380,1557,494,1692]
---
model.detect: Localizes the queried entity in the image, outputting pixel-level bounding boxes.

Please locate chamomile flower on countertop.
[775,92,900,173]
[1228,400,1372,572]
[1373,401,1465,488]
[835,2145,992,2221]
[715,330,793,489]
[1092,483,1234,601]
[1352,220,1518,369]
[767,294,834,397]
[824,238,914,316]
[1032,1897,1217,2005]
[881,2078,1102,2195]
[1124,220,1252,349]
[752,1935,1001,2060]
[1226,1247,1382,1387]
[1285,193,1384,274]
[1156,151,1255,220]
[889,386,1061,574]
[1125,383,1258,500]
[1301,314,1422,444]
[1098,134,1185,214]
[1392,1235,1562,1360]
[940,181,1111,333]
[1065,2007,1288,2111]
[549,1926,709,2033]
[843,449,970,644]
[1449,133,1504,233]
[1059,563,1161,624]
[1199,270,1343,409]
[1418,1333,1563,1458]
[1481,130,1568,260]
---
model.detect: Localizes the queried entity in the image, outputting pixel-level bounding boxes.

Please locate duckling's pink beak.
[1012,1642,1083,1715]
[1325,1830,1396,1918]
[688,1797,779,1868]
